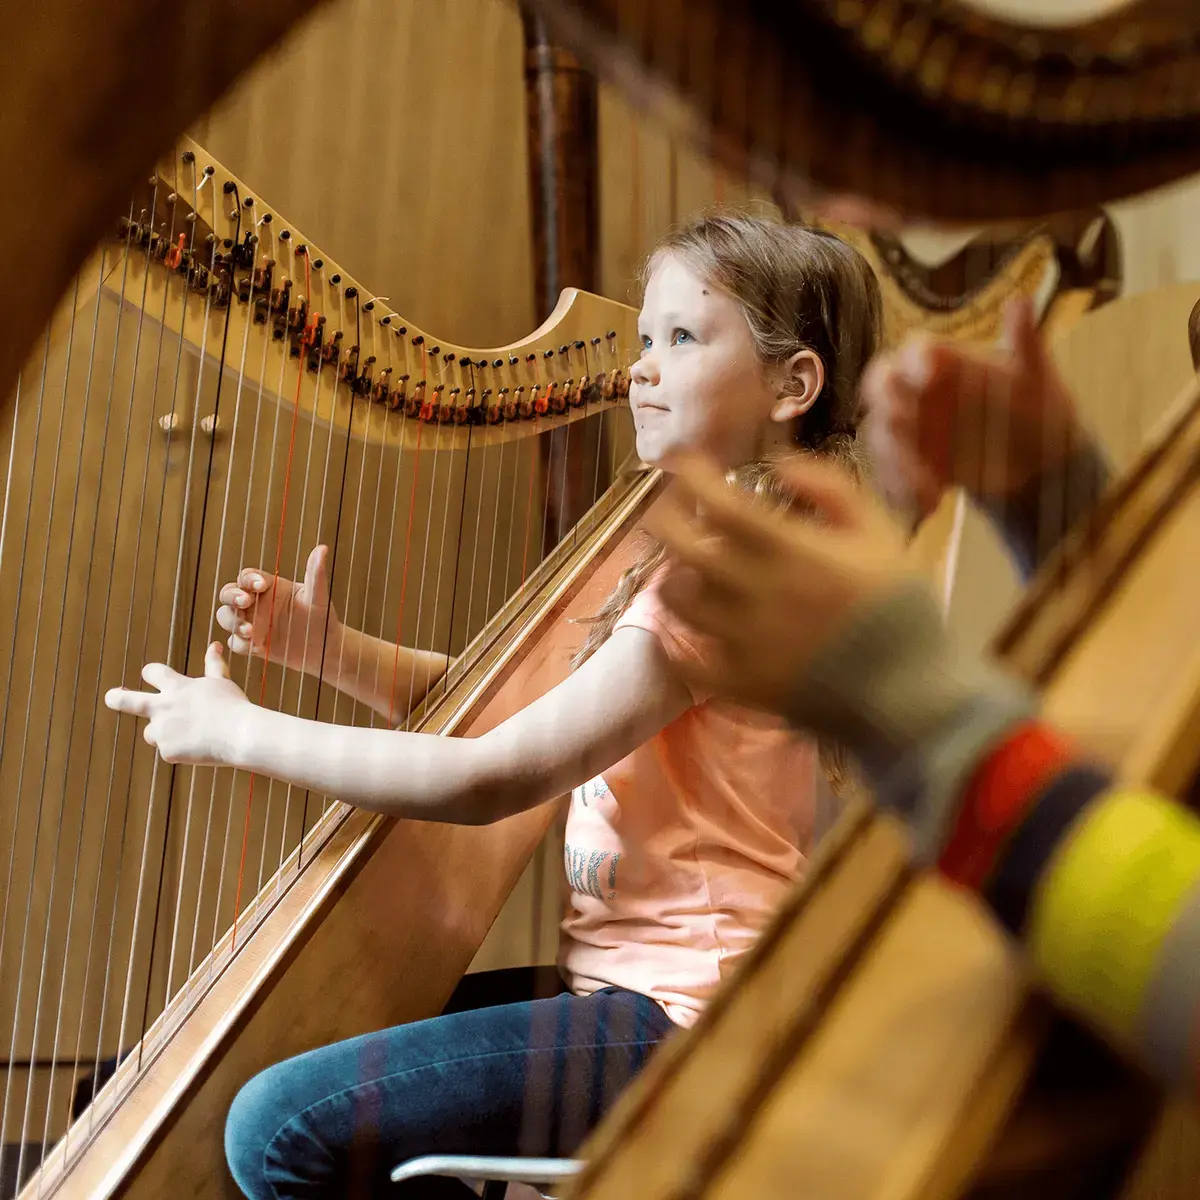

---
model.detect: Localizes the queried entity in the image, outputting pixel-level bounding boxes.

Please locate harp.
[0,105,658,1200]
[0,2,1191,1199]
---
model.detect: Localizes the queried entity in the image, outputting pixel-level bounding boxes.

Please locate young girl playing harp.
[106,214,883,1199]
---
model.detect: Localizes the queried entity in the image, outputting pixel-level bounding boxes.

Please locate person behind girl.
[648,432,1200,1125]
[104,213,884,1199]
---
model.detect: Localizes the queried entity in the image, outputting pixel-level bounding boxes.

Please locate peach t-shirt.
[557,574,819,1028]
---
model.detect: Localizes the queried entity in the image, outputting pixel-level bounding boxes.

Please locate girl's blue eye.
[672,329,693,346]
[640,335,652,352]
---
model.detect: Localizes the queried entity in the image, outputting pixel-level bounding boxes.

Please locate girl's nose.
[631,354,658,387]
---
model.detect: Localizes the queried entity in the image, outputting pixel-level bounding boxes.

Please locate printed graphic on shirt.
[574,776,610,808]
[564,843,621,901]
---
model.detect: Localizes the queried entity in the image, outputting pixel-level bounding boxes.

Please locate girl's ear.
[771,349,825,423]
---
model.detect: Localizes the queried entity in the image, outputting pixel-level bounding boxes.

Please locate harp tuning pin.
[493,358,503,368]
[544,348,555,359]
[591,336,601,345]
[164,233,186,270]
[233,230,256,268]
[509,355,519,366]
[559,345,569,355]
[243,195,255,208]
[313,258,324,270]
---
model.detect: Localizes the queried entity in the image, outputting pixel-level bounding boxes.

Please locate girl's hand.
[216,544,342,676]
[860,295,1087,518]
[647,454,908,715]
[105,642,252,766]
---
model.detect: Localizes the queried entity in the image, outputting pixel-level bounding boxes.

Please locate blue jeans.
[224,967,675,1198]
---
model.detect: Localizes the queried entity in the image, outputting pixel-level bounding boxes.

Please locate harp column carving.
[521,9,608,554]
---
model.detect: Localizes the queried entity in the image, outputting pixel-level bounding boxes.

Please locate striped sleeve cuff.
[1029,788,1200,1087]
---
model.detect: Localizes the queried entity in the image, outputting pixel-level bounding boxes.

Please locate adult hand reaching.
[860,296,1089,519]
[647,453,909,717]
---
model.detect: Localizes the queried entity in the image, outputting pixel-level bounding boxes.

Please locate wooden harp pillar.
[521,8,608,554]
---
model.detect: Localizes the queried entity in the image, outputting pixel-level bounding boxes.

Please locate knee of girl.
[225,1065,294,1199]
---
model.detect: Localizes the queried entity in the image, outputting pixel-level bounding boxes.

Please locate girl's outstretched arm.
[105,624,693,825]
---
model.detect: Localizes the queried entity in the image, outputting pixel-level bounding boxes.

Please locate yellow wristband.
[1028,788,1200,1040]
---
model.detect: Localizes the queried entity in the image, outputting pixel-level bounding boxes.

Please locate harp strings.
[0,251,103,1178]
[30,230,142,1176]
[206,217,287,960]
[0,137,638,1186]
[2,272,87,1189]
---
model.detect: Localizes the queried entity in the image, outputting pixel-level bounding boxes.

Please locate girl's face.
[631,254,793,471]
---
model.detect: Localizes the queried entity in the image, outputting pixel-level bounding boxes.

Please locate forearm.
[786,581,1200,1099]
[978,436,1112,583]
[225,705,528,823]
[326,624,450,724]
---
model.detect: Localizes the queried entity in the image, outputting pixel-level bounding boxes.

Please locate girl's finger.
[228,633,252,657]
[238,568,269,593]
[218,582,250,607]
[141,662,179,691]
[205,640,231,680]
[105,686,155,718]
[215,605,239,635]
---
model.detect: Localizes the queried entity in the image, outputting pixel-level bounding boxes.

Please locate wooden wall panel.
[193,0,537,348]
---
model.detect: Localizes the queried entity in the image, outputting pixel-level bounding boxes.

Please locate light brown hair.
[574,212,883,792]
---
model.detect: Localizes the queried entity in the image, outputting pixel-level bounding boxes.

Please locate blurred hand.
[647,453,908,716]
[861,296,1088,518]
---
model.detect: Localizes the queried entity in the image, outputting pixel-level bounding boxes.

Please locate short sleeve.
[613,569,713,705]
